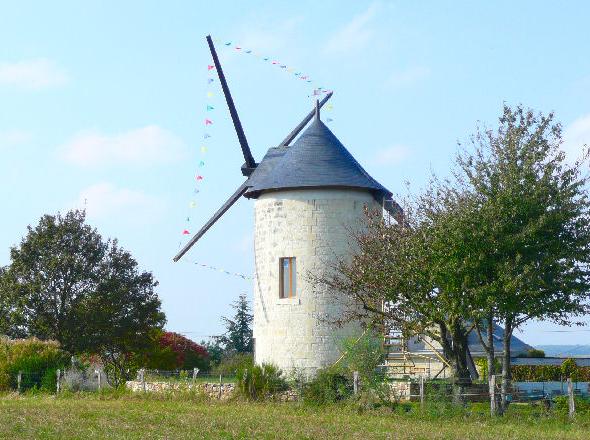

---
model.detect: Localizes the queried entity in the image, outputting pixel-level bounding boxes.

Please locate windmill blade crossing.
[173,182,250,262]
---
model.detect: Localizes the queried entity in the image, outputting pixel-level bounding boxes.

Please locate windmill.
[174,35,401,376]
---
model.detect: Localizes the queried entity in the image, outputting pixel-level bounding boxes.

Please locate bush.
[302,369,352,405]
[236,363,287,400]
[0,337,69,392]
[158,332,209,371]
[62,365,108,392]
[554,395,590,415]
[338,327,384,386]
[213,352,253,377]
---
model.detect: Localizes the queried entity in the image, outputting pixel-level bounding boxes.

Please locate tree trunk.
[500,319,513,415]
[485,315,496,416]
[449,322,472,404]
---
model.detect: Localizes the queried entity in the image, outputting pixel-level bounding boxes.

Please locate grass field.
[1,393,589,439]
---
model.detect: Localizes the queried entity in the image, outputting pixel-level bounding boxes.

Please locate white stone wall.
[253,188,380,377]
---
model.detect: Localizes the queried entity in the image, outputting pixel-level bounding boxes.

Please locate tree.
[457,105,590,412]
[0,210,166,385]
[318,188,481,386]
[1,210,105,347]
[219,293,253,354]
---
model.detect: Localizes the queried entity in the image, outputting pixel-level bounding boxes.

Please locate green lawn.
[0,394,588,439]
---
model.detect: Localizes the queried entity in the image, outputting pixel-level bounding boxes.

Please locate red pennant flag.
[205,119,212,125]
[207,65,215,70]
[196,175,203,181]
[235,46,241,50]
[272,61,279,65]
[182,230,190,235]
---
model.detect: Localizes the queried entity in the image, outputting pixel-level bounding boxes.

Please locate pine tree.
[219,293,253,353]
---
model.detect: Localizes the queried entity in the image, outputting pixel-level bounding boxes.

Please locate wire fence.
[6,368,589,417]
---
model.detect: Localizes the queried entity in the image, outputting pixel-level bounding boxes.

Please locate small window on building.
[279,257,297,298]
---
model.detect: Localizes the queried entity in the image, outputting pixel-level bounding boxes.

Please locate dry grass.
[0,393,588,439]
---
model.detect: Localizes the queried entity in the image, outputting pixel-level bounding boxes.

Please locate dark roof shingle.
[245,117,392,200]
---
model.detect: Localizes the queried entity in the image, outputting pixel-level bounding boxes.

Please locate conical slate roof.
[244,116,392,200]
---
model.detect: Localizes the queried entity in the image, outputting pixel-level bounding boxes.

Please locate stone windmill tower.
[174,36,400,376]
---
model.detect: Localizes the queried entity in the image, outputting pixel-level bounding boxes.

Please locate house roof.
[244,114,392,200]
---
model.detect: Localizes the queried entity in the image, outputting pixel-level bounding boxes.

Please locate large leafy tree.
[319,188,481,385]
[458,105,590,412]
[0,210,166,384]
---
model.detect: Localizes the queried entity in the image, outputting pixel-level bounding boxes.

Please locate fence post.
[140,368,146,392]
[95,369,101,391]
[56,369,61,395]
[353,371,359,395]
[218,374,223,399]
[192,368,199,388]
[567,377,575,419]
[17,371,22,394]
[489,374,496,416]
[419,376,424,408]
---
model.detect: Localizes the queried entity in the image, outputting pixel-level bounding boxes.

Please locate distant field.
[0,394,589,439]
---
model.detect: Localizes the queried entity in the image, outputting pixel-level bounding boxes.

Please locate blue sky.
[1,1,590,345]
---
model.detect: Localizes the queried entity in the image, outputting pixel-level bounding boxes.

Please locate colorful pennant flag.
[183,229,190,235]
[199,160,205,167]
[196,175,203,181]
[207,65,215,70]
[205,119,213,125]
[200,146,208,153]
[189,201,197,208]
[206,105,214,111]
[207,78,214,84]
[207,91,214,98]
[204,133,211,139]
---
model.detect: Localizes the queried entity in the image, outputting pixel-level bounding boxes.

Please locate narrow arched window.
[279,257,296,298]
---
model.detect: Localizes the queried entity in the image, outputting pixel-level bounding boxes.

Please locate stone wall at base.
[125,381,235,400]
[125,381,299,401]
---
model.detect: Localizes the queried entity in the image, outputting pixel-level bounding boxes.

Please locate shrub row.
[511,359,590,382]
[0,337,69,392]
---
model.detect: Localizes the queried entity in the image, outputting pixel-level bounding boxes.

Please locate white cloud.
[324,3,379,55]
[0,129,32,148]
[562,114,590,162]
[0,59,68,90]
[60,125,187,167]
[373,145,411,166]
[385,66,430,90]
[76,183,164,222]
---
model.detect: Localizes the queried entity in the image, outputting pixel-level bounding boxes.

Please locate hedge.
[0,337,69,392]
[511,359,590,382]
